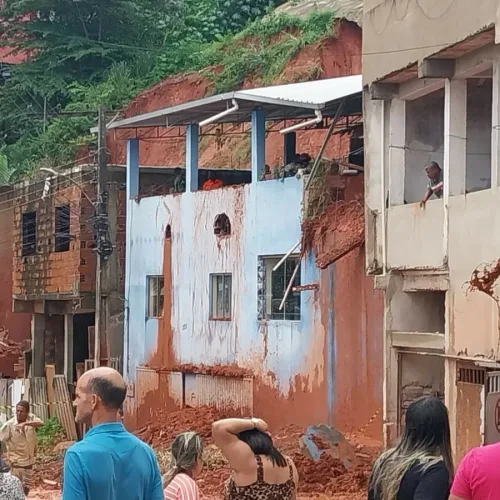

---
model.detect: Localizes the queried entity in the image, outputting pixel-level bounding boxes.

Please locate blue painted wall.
[124,177,324,397]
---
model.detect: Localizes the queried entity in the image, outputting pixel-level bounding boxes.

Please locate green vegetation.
[0,0,335,181]
[36,418,66,452]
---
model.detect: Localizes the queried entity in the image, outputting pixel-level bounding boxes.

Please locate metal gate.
[485,372,500,445]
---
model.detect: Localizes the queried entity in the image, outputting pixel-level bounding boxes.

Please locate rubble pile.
[302,200,365,270]
[31,406,378,499]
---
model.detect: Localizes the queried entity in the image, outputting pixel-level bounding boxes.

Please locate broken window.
[55,205,70,252]
[21,211,37,256]
[263,255,301,321]
[147,276,164,318]
[214,214,231,236]
[210,273,232,320]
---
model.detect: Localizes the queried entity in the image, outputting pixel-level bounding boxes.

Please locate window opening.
[214,214,231,236]
[21,211,37,256]
[210,273,232,320]
[55,205,70,252]
[263,255,301,321]
[147,276,165,318]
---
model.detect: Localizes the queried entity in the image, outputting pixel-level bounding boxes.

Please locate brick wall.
[12,173,126,300]
[13,178,86,297]
[400,382,445,428]
[0,189,31,342]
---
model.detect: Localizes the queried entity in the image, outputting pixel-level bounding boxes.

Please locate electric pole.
[94,104,112,367]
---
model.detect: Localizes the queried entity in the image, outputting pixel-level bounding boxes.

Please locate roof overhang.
[98,75,362,131]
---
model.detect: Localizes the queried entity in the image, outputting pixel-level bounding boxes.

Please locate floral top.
[0,473,25,500]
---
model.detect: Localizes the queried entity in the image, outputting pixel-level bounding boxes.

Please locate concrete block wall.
[12,183,83,297]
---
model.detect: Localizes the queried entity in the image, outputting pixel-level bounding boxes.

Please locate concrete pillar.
[126,139,139,200]
[64,314,74,384]
[31,314,45,377]
[283,132,296,167]
[186,124,199,192]
[251,109,266,182]
[444,79,467,197]
[388,98,406,206]
[492,61,500,189]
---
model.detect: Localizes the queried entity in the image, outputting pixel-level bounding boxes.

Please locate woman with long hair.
[368,396,454,500]
[212,417,298,500]
[163,432,204,500]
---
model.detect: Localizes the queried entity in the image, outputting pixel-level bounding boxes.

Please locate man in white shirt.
[0,400,43,495]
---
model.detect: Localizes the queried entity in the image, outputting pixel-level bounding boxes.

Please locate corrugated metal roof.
[106,74,362,130]
[236,75,361,106]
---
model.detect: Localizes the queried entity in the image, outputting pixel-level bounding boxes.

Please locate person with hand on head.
[212,417,298,500]
[163,432,204,500]
[368,396,453,500]
[62,367,164,500]
[0,400,42,496]
[449,439,500,500]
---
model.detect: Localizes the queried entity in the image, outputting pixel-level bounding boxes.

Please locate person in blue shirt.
[62,367,164,500]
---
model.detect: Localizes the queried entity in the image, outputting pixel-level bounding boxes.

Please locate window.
[21,211,37,256]
[263,256,301,321]
[147,276,164,318]
[210,273,232,320]
[214,214,231,236]
[55,205,70,252]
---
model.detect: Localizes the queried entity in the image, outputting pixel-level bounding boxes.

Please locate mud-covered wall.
[125,177,383,437]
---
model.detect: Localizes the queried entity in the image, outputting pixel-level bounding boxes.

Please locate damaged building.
[363,0,500,460]
[109,74,384,437]
[9,165,127,383]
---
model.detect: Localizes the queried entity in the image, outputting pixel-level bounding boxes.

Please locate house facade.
[363,0,500,460]
[120,78,384,435]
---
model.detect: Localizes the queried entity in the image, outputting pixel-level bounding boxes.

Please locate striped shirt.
[164,473,200,500]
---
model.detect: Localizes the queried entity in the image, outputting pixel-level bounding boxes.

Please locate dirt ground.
[29,406,379,500]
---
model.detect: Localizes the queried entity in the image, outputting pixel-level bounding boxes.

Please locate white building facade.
[363,0,500,462]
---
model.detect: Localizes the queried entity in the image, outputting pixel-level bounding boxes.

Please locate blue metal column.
[125,138,139,380]
[126,138,139,200]
[186,124,199,192]
[251,109,266,182]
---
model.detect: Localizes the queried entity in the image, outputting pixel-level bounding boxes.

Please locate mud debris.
[31,407,378,499]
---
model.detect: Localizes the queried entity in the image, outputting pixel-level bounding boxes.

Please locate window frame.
[54,204,71,253]
[21,211,37,257]
[146,276,165,319]
[262,254,301,322]
[209,273,232,321]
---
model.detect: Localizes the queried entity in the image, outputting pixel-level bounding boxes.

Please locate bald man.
[62,367,163,500]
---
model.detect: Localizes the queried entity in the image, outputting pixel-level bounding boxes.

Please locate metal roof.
[106,74,362,130]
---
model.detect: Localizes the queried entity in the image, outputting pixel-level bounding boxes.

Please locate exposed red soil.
[468,259,500,299]
[104,20,362,170]
[169,363,253,378]
[32,406,378,499]
[302,199,364,269]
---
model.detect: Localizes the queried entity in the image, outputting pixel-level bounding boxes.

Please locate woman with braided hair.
[163,432,204,500]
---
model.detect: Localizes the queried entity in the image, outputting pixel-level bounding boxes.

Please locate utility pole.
[94,104,112,367]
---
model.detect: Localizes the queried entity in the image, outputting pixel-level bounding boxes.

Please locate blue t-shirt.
[62,422,163,500]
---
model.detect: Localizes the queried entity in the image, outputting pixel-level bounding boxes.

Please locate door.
[485,372,500,445]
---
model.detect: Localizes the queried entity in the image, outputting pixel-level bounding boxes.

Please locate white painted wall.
[401,353,445,390]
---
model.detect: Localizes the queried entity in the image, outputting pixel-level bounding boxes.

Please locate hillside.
[0,0,362,180]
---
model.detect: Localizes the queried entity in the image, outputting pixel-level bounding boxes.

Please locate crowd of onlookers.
[0,366,497,499]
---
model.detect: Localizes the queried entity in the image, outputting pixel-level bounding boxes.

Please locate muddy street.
[29,407,379,500]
